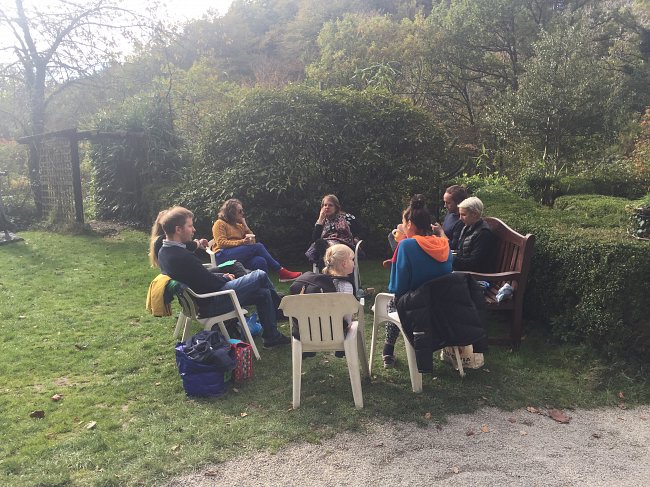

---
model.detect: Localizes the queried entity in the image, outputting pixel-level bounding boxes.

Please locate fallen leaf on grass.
[640,416,648,421]
[483,368,490,373]
[548,409,570,424]
[204,470,219,477]
[85,421,97,430]
[240,412,248,418]
[19,315,27,319]
[480,425,490,433]
[617,391,625,399]
[507,417,517,423]
[154,382,161,386]
[526,406,539,414]
[232,388,239,393]
[29,410,45,419]
[618,402,627,410]
[452,466,460,474]
[374,442,384,447]
[520,430,528,436]
[171,445,180,451]
[51,393,63,401]
[424,412,432,420]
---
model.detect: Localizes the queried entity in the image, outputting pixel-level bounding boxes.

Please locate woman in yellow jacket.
[212,199,301,282]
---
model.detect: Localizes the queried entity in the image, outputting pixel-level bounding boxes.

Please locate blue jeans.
[212,270,281,339]
[216,243,281,273]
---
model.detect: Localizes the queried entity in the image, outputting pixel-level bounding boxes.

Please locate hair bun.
[410,194,426,210]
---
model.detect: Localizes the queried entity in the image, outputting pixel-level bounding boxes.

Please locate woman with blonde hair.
[452,196,496,273]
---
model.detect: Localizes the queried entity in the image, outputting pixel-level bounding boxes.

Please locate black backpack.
[289,272,336,295]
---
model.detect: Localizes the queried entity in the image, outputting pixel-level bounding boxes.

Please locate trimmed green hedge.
[478,186,650,361]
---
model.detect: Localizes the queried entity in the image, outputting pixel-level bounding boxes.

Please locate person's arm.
[311,223,324,241]
[213,219,246,249]
[160,247,229,293]
[388,241,412,297]
[452,229,496,272]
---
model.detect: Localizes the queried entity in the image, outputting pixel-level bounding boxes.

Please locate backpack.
[289,271,337,295]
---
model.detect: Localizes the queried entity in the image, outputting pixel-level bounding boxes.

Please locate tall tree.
[0,0,152,216]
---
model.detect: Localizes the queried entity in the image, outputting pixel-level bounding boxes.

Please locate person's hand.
[244,234,255,245]
[317,207,327,224]
[195,238,209,249]
[431,223,444,237]
[224,273,236,281]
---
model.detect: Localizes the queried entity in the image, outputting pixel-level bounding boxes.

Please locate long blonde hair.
[148,209,167,267]
[323,244,354,276]
[148,207,194,267]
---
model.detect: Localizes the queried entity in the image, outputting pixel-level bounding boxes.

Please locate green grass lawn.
[1,229,648,486]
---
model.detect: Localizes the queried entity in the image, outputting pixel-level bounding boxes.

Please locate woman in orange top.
[212,199,301,282]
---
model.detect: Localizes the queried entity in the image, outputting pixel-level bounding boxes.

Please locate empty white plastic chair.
[173,286,260,360]
[279,293,369,409]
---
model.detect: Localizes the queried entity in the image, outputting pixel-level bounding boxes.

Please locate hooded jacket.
[396,272,487,373]
[388,235,452,297]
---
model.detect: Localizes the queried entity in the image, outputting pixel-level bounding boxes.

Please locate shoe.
[263,333,290,349]
[383,355,396,368]
[278,268,302,282]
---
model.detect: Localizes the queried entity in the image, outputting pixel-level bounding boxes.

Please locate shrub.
[178,86,453,258]
[89,96,185,227]
[479,188,650,362]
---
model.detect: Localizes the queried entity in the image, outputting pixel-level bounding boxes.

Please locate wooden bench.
[461,217,535,348]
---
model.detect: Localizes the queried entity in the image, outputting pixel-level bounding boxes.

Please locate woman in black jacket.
[452,197,497,273]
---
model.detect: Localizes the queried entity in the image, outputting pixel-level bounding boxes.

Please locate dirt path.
[167,405,649,486]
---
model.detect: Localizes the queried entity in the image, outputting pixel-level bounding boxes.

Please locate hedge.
[176,86,454,258]
[479,186,650,361]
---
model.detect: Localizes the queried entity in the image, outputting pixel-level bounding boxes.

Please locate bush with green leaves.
[178,86,452,257]
[89,95,184,226]
[478,186,650,361]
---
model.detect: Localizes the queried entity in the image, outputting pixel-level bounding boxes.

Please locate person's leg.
[249,243,281,271]
[247,255,269,272]
[383,323,400,367]
[215,245,258,269]
[218,270,285,343]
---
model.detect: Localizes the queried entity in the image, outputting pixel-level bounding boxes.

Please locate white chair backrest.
[280,293,360,347]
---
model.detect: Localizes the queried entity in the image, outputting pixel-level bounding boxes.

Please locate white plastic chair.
[173,286,260,360]
[279,293,369,409]
[370,292,423,392]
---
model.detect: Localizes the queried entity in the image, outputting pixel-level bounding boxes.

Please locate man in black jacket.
[157,207,289,349]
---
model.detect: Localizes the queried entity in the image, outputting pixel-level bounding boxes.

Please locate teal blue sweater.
[388,238,453,297]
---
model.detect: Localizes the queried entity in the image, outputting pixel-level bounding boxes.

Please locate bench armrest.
[455,271,521,281]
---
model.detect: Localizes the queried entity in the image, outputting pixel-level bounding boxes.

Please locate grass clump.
[0,229,648,486]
